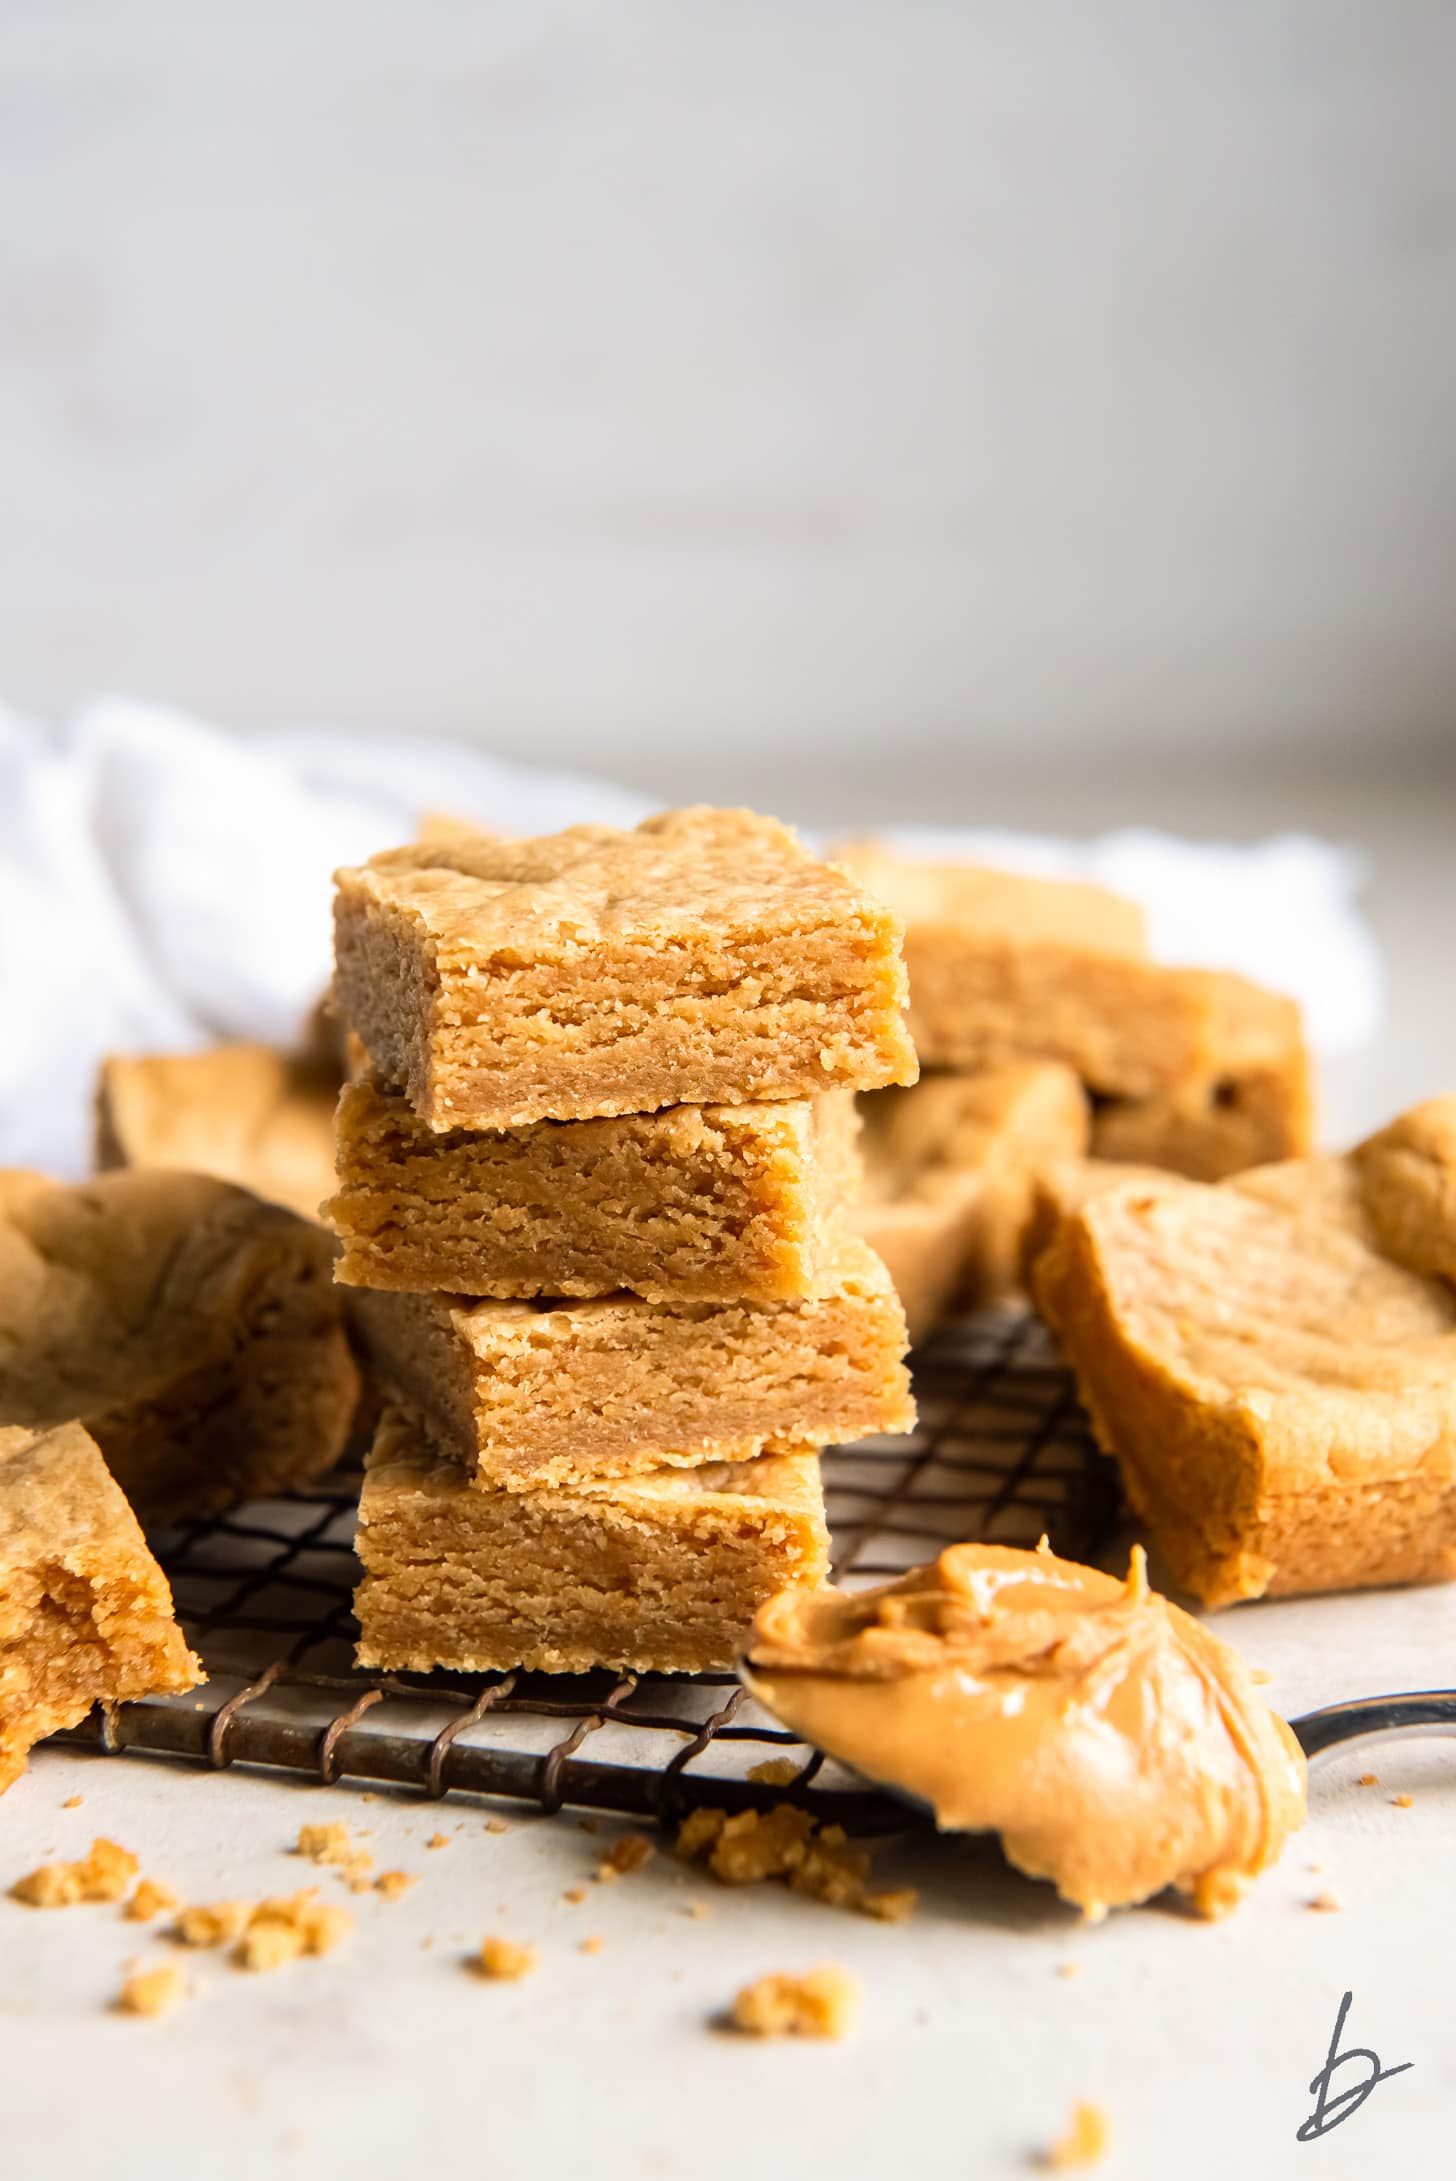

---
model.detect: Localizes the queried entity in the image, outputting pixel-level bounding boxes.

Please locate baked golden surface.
[327,1073,859,1302]
[0,1168,359,1525]
[350,1232,912,1485]
[355,1406,829,1674]
[334,807,916,1130]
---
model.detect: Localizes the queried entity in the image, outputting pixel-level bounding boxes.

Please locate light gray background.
[3,0,1455,817]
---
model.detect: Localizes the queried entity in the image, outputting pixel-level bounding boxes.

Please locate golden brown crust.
[0,1168,359,1524]
[1089,973,1314,1180]
[354,1406,829,1675]
[334,807,917,1130]
[838,848,1310,1131]
[1033,1162,1456,1604]
[349,1233,913,1485]
[0,1422,201,1795]
[327,1073,858,1302]
[852,1064,1089,1340]
[95,1043,339,1225]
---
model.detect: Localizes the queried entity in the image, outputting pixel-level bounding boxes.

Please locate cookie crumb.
[1357,1772,1379,1787]
[116,1962,186,2019]
[474,1936,537,1981]
[484,1818,509,1835]
[576,1815,602,1834]
[746,1758,801,1788]
[173,1900,253,1948]
[676,1803,904,1921]
[595,1832,656,1882]
[861,1886,917,1925]
[580,1935,605,1955]
[1308,1889,1342,1913]
[728,1966,859,2040]
[295,1822,355,1866]
[125,1878,180,1923]
[426,1832,451,1851]
[563,1887,587,1906]
[1045,2100,1111,2169]
[681,1901,710,1920]
[1056,1962,1080,1981]
[1392,1793,1414,1809]
[61,1795,84,1810]
[11,1839,139,1908]
[235,1892,352,1971]
[375,1871,416,1902]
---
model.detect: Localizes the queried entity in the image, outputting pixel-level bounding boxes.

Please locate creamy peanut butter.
[744,1540,1306,1919]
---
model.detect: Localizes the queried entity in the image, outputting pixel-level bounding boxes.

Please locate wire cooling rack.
[61,1309,1118,1827]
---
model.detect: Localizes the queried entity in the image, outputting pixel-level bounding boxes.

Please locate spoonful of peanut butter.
[741,1539,1306,1920]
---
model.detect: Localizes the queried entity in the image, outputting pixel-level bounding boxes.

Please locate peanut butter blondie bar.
[1088,973,1313,1180]
[96,1043,338,1225]
[851,1065,1088,1341]
[838,846,1212,1095]
[349,1234,912,1486]
[328,1072,859,1301]
[334,808,916,1130]
[0,1169,359,1525]
[354,1407,829,1673]
[1033,1158,1456,1604]
[1,1421,201,1794]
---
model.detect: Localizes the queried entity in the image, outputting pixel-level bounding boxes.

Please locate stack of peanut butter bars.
[324,808,919,1675]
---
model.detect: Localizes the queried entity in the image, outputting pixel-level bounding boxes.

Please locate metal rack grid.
[60,1308,1118,1827]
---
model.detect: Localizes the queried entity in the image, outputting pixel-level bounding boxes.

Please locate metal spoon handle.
[1290,1689,1456,1762]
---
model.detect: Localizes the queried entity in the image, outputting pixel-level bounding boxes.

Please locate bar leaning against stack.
[328,807,919,1675]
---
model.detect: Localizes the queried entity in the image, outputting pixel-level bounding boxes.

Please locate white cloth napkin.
[0,695,1382,1179]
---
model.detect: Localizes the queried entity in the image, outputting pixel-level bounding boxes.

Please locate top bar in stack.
[333,807,918,1131]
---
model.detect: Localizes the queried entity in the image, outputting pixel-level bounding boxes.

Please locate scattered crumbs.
[746,1757,801,1788]
[677,1804,906,1921]
[61,1795,84,1810]
[420,1936,435,1951]
[728,1966,860,2041]
[563,1887,587,1906]
[115,1962,187,2019]
[11,1839,139,1908]
[580,1935,605,1956]
[1308,1890,1343,1914]
[295,1822,355,1866]
[359,1793,377,1804]
[1044,2100,1111,2170]
[235,1893,352,1972]
[1358,1772,1379,1788]
[681,1901,710,1920]
[375,1871,416,1902]
[124,1878,180,1923]
[474,1936,538,1982]
[596,1832,657,1882]
[861,1886,918,1925]
[173,1901,253,1948]
[484,1818,510,1836]
[1392,1794,1414,1809]
[426,1832,451,1851]
[1056,1963,1080,1982]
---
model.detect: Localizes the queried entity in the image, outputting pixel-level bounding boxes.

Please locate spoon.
[739,1661,1456,1812]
